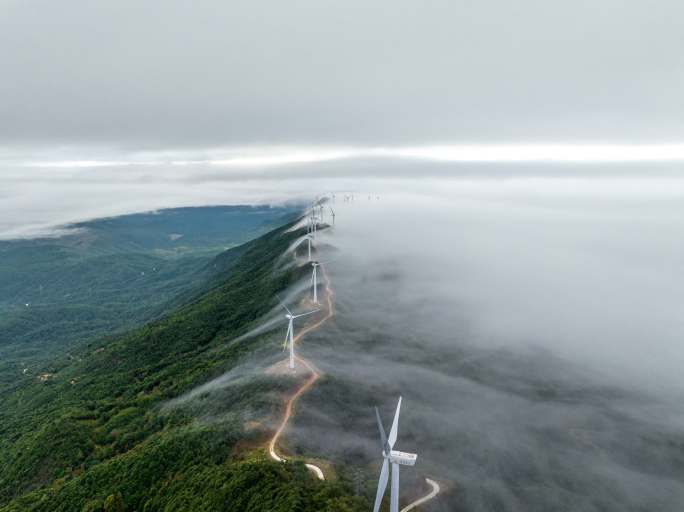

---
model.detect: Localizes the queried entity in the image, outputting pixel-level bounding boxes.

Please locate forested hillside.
[0,219,367,511]
[0,206,296,396]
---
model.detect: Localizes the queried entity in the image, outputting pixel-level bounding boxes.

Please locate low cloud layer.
[283,187,684,510]
[319,189,684,392]
[4,156,684,239]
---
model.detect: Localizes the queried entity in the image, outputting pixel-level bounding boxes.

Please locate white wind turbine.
[308,210,318,239]
[329,206,336,226]
[310,261,321,304]
[373,397,417,512]
[280,301,319,370]
[310,258,333,304]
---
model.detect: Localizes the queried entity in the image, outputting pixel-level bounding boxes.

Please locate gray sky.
[3,1,684,237]
[2,0,684,150]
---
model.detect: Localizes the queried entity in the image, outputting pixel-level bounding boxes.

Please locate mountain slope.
[0,205,297,398]
[0,220,367,512]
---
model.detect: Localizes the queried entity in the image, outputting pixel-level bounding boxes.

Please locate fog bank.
[287,185,684,511]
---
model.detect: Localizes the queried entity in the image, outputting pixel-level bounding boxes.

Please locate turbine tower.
[306,235,313,262]
[280,302,319,370]
[310,261,321,304]
[373,397,417,512]
[329,206,336,226]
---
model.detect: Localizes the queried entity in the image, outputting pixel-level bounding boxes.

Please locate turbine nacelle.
[387,450,417,466]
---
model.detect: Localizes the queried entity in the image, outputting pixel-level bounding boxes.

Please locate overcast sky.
[3,1,684,237]
[2,0,684,151]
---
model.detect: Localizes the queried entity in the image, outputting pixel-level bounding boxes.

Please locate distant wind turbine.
[310,258,333,303]
[329,206,335,225]
[310,261,321,304]
[308,210,319,239]
[280,301,319,369]
[373,397,417,512]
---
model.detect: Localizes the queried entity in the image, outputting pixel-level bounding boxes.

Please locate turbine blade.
[276,295,292,316]
[292,309,320,319]
[372,459,389,512]
[388,396,402,449]
[375,406,388,453]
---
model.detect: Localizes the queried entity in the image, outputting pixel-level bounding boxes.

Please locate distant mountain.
[0,206,298,393]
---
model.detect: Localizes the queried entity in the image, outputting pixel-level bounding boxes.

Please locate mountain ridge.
[0,218,368,511]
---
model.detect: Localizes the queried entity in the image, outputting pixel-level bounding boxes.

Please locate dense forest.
[0,216,369,511]
[0,206,295,395]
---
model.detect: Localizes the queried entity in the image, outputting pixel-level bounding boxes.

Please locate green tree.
[81,499,104,512]
[103,492,124,512]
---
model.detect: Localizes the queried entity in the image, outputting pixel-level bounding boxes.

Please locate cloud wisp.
[11,144,684,169]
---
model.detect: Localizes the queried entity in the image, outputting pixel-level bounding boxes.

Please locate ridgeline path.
[402,478,441,511]
[267,264,334,480]
[267,256,442,509]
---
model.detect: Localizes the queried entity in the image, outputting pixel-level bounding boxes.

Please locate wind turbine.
[310,261,321,304]
[280,302,319,370]
[308,209,319,239]
[373,397,417,512]
[310,258,334,303]
[329,206,335,226]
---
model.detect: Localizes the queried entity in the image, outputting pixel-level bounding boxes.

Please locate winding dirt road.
[401,478,441,511]
[267,264,334,480]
